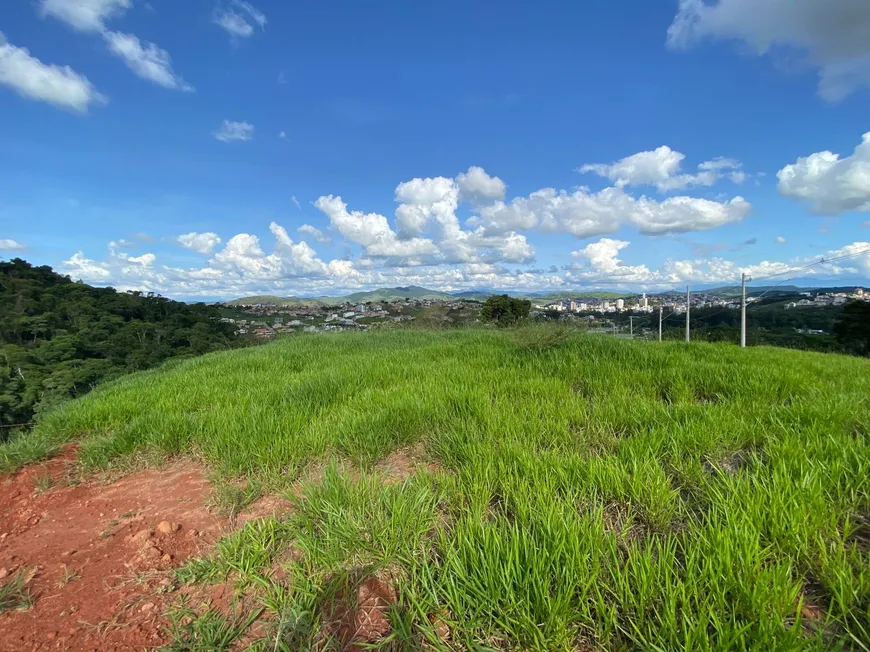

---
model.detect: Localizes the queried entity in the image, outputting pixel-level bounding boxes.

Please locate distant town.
[219,287,869,339]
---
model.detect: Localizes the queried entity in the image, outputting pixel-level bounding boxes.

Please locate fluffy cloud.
[317,172,535,266]
[59,230,870,298]
[571,239,654,281]
[213,120,254,142]
[0,238,27,251]
[776,236,788,244]
[569,237,870,286]
[472,186,749,238]
[38,0,191,91]
[667,0,870,101]
[315,195,438,258]
[177,232,222,254]
[47,159,870,297]
[777,132,870,214]
[456,166,506,203]
[39,0,130,32]
[125,253,155,266]
[213,1,267,39]
[0,33,105,112]
[103,31,192,91]
[62,223,363,296]
[630,195,751,234]
[579,146,746,191]
[298,224,332,245]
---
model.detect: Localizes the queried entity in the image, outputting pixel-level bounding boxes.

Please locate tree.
[0,258,239,437]
[834,300,870,356]
[480,295,531,326]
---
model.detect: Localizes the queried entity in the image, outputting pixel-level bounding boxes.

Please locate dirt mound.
[0,449,220,651]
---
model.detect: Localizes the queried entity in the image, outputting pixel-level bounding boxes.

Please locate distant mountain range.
[224,286,454,307]
[225,286,637,307]
[223,281,868,307]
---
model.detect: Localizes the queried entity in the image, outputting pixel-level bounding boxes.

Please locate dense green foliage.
[834,300,870,356]
[480,294,532,326]
[5,328,869,649]
[0,258,237,435]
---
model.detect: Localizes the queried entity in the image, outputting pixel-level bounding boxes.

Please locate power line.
[750,246,870,284]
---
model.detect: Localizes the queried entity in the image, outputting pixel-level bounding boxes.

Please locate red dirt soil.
[0,449,221,651]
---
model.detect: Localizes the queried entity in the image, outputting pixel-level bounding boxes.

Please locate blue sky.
[1,0,869,298]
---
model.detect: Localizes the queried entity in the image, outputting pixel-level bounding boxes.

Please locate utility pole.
[629,316,634,338]
[685,285,691,344]
[658,306,663,342]
[740,272,751,348]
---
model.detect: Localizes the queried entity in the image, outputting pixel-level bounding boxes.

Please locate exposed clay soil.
[0,449,221,651]
[0,449,427,651]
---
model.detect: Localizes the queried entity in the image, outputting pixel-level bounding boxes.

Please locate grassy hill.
[3,328,869,649]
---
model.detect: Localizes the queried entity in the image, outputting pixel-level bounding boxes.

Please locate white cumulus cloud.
[38,0,191,91]
[777,131,870,214]
[315,195,439,259]
[177,232,223,254]
[667,0,870,102]
[57,229,870,298]
[472,186,750,238]
[0,238,27,251]
[569,238,870,286]
[213,120,254,142]
[775,236,788,244]
[39,0,131,32]
[580,146,745,192]
[213,1,267,39]
[0,33,105,112]
[103,31,192,91]
[455,166,506,203]
[298,224,332,245]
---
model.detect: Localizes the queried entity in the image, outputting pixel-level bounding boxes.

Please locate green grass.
[3,326,870,650]
[0,570,34,613]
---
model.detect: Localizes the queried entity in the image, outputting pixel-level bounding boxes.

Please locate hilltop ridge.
[3,328,868,649]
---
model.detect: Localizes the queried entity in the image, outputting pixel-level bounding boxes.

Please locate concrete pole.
[685,286,690,344]
[740,272,751,348]
[658,306,663,342]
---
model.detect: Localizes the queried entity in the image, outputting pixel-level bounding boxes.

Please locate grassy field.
[2,327,869,650]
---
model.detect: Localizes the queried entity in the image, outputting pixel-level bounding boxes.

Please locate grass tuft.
[0,570,34,613]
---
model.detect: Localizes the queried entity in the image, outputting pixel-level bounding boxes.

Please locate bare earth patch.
[0,449,221,651]
[235,494,295,528]
[374,446,441,483]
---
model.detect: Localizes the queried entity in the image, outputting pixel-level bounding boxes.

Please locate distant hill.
[225,286,454,308]
[703,285,803,298]
[450,290,494,301]
[343,286,452,303]
[227,282,870,308]
[224,295,328,308]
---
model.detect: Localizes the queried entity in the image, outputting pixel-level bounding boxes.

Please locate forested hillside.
[0,259,238,435]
